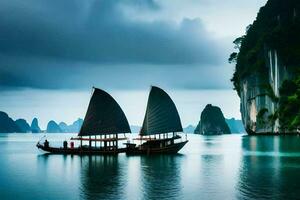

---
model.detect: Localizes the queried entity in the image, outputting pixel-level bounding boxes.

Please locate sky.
[0,0,268,129]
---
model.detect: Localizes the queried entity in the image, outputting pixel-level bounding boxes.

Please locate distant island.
[194,104,231,135]
[15,119,31,133]
[31,118,41,133]
[0,112,21,133]
[47,121,62,133]
[229,0,300,134]
[225,118,245,134]
[0,111,84,133]
[0,110,245,134]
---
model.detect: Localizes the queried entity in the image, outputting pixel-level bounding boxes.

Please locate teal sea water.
[1,133,300,200]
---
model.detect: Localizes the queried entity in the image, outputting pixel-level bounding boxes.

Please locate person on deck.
[44,139,49,148]
[63,140,68,149]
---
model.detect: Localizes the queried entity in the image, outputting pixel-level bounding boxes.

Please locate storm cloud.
[0,0,266,90]
[0,0,268,127]
[0,0,222,63]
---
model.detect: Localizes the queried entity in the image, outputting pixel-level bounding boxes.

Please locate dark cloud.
[0,0,230,90]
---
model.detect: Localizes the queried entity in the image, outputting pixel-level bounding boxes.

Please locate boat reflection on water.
[78,155,185,200]
[140,155,184,200]
[79,156,125,200]
[237,136,300,199]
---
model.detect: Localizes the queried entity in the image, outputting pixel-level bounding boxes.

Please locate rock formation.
[15,119,31,133]
[225,118,245,133]
[183,125,196,133]
[230,0,300,134]
[58,122,68,132]
[69,118,83,132]
[46,120,62,133]
[59,118,83,133]
[31,118,41,133]
[194,104,231,135]
[0,111,20,133]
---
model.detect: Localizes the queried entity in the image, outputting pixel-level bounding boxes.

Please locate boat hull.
[36,144,125,155]
[126,140,188,155]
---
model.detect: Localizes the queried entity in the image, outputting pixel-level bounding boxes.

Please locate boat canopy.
[78,88,131,136]
[140,86,183,136]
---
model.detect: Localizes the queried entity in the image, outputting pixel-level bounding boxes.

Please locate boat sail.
[140,86,183,136]
[79,87,131,137]
[125,86,188,155]
[37,87,131,155]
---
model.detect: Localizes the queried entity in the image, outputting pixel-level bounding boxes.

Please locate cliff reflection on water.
[1,134,300,199]
[238,136,300,199]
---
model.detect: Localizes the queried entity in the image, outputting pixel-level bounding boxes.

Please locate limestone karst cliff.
[230,0,300,134]
[46,120,62,133]
[0,111,20,133]
[15,119,31,133]
[59,118,83,133]
[31,118,41,133]
[194,104,231,135]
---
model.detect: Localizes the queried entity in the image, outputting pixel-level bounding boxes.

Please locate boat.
[125,86,188,155]
[36,87,131,155]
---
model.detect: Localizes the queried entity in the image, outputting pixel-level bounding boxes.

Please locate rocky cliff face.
[15,119,31,133]
[0,111,20,133]
[31,118,41,133]
[59,118,83,133]
[230,0,300,134]
[194,104,231,135]
[240,50,291,133]
[46,120,62,133]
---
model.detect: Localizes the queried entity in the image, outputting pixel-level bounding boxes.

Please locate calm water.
[1,134,300,200]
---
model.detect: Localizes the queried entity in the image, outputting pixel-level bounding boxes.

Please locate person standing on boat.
[44,139,49,148]
[63,140,68,149]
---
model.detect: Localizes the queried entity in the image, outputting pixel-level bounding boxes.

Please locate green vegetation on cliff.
[279,79,300,130]
[230,0,300,131]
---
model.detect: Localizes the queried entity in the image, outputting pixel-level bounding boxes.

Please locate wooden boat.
[125,86,188,155]
[36,87,131,155]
